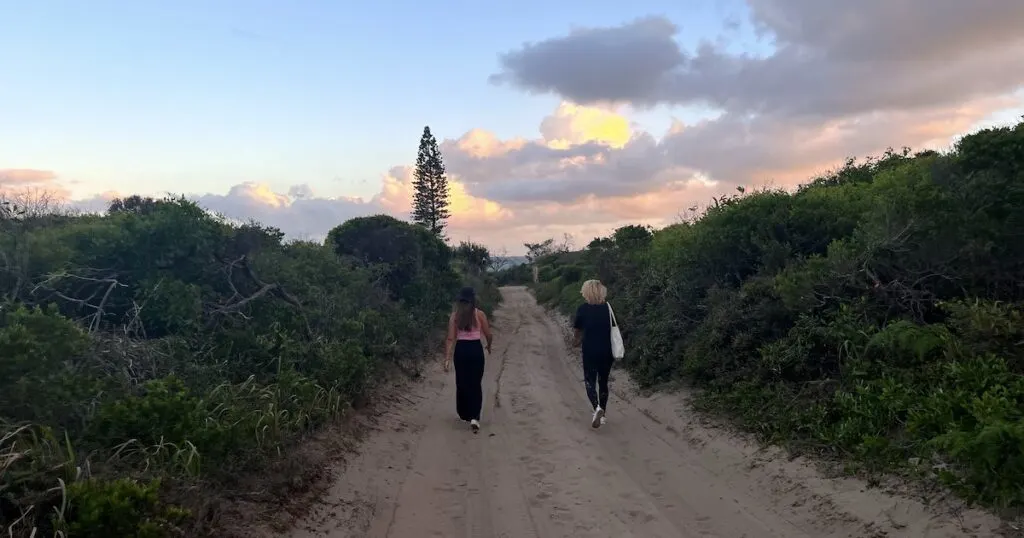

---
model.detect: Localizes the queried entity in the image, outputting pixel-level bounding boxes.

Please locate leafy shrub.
[493,263,532,286]
[0,305,95,428]
[326,214,455,302]
[59,478,188,538]
[88,377,217,463]
[454,241,491,276]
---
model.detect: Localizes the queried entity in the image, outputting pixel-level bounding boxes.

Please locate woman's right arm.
[572,304,585,347]
[444,313,456,370]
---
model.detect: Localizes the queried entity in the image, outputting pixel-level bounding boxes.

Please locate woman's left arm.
[478,310,493,353]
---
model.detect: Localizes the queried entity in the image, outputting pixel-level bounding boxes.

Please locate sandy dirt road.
[288,286,1003,538]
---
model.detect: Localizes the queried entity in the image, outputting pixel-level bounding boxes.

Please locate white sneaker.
[591,407,605,428]
[600,416,607,426]
[470,419,480,433]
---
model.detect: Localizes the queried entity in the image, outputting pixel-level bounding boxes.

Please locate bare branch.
[212,283,279,315]
[30,271,126,332]
[206,255,310,334]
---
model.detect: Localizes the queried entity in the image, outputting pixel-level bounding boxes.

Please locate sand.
[286,286,1004,538]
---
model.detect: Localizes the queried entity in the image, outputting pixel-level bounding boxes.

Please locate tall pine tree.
[411,126,451,236]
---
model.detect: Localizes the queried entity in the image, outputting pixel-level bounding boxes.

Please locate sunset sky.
[3,0,1024,254]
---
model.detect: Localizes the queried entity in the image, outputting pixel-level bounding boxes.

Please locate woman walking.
[572,279,618,428]
[444,287,492,432]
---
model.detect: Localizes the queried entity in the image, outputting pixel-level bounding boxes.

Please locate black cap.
[457,286,476,302]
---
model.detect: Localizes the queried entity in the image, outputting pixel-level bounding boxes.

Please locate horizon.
[3,1,1024,256]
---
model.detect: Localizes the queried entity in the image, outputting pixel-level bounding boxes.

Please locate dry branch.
[30,271,126,332]
[206,255,312,335]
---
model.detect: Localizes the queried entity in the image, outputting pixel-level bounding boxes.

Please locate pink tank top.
[456,312,482,341]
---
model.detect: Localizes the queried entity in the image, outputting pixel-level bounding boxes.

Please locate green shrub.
[59,478,188,538]
[134,278,203,336]
[89,377,206,450]
[559,264,584,283]
[326,214,455,304]
[0,305,95,428]
[493,263,531,286]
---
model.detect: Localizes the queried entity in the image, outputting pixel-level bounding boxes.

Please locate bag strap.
[607,302,618,327]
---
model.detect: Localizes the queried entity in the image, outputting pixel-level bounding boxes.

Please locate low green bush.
[58,478,189,538]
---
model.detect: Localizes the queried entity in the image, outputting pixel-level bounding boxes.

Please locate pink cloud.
[1,169,71,200]
[0,169,58,185]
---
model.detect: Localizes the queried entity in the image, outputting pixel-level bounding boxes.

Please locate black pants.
[583,353,613,410]
[454,340,485,421]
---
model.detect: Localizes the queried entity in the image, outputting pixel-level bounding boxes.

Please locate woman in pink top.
[444,287,492,432]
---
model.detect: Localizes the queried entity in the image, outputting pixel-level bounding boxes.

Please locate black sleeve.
[573,304,585,329]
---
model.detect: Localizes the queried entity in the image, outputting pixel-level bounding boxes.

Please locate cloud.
[490,2,1024,118]
[463,1,1024,236]
[435,96,1014,207]
[659,95,1018,185]
[35,3,1024,253]
[287,184,315,200]
[68,183,380,242]
[72,191,120,213]
[372,166,513,226]
[1,169,71,199]
[540,102,633,149]
[64,91,1019,253]
[194,183,378,241]
[0,168,58,186]
[434,103,671,205]
[489,16,684,107]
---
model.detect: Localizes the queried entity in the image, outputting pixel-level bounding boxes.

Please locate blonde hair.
[580,279,607,305]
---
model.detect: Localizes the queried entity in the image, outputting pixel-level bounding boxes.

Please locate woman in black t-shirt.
[572,279,615,428]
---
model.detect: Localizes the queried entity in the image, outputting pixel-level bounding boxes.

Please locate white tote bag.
[608,302,625,360]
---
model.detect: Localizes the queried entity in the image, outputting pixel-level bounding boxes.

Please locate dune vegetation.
[510,120,1024,511]
[0,197,498,537]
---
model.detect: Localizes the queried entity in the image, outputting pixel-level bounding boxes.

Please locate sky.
[3,0,1024,255]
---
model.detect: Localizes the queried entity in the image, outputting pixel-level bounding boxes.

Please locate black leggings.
[454,340,485,421]
[583,354,613,410]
